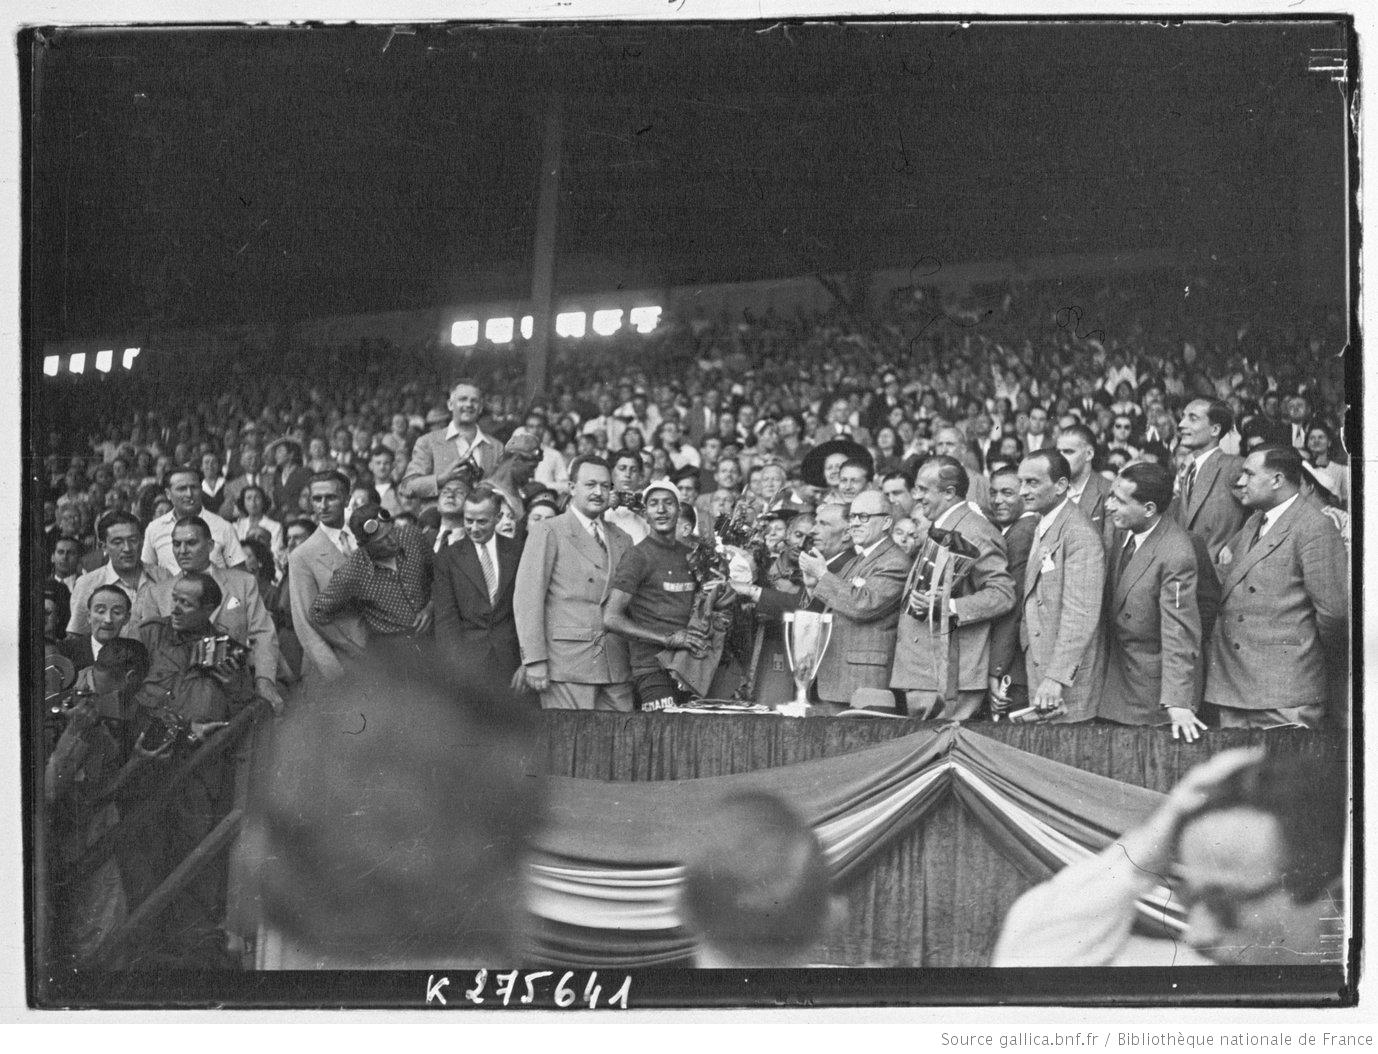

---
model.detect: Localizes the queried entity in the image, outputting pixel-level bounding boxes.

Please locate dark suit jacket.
[756,549,853,619]
[1073,472,1113,538]
[433,534,524,684]
[59,633,95,672]
[1169,449,1246,562]
[989,514,1037,688]
[1099,517,1203,723]
[1205,496,1349,715]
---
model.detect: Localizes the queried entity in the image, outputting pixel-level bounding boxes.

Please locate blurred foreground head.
[243,644,545,967]
[680,791,833,967]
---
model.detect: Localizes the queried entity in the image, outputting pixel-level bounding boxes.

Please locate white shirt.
[434,522,466,553]
[605,505,648,545]
[534,446,570,494]
[568,505,608,546]
[668,445,701,470]
[1189,445,1220,472]
[318,523,355,555]
[933,503,964,531]
[68,562,159,635]
[142,507,246,576]
[474,534,501,594]
[853,537,887,560]
[444,422,499,464]
[1259,494,1300,540]
[1036,498,1072,541]
[91,635,106,665]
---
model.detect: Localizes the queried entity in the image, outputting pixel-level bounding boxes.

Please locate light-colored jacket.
[809,537,912,706]
[288,528,367,684]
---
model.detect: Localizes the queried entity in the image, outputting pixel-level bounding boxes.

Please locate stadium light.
[591,309,623,336]
[44,356,60,377]
[485,317,514,344]
[70,353,85,375]
[95,350,113,373]
[122,347,141,370]
[555,311,586,338]
[520,315,533,339]
[629,306,662,333]
[450,320,479,347]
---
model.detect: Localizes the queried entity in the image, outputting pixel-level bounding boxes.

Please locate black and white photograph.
[14,4,1364,1019]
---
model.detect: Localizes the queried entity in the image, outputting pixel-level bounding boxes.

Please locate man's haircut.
[167,464,204,487]
[1058,423,1098,451]
[568,454,610,484]
[680,791,832,964]
[926,454,970,499]
[352,484,382,505]
[89,583,131,610]
[97,510,142,542]
[1118,462,1174,515]
[1176,754,1345,904]
[182,569,223,612]
[839,458,873,482]
[1257,444,1305,488]
[882,468,916,490]
[990,462,1020,483]
[93,637,151,683]
[1024,448,1073,485]
[1202,398,1235,438]
[173,515,213,543]
[308,470,351,495]
[610,448,642,473]
[816,500,848,524]
[464,484,503,517]
[449,377,482,397]
[285,516,315,536]
[368,446,395,461]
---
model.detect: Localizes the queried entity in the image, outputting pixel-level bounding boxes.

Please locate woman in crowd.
[233,486,284,563]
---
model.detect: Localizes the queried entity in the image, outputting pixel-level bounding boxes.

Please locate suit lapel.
[1223,501,1299,593]
[455,540,489,602]
[1114,520,1161,610]
[1184,452,1222,525]
[1023,503,1068,599]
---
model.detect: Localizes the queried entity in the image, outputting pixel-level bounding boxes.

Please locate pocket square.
[1040,552,1056,574]
[225,595,242,610]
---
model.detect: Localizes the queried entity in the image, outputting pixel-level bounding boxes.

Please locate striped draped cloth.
[529,724,1189,966]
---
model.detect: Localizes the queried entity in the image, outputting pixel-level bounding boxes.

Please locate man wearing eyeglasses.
[993,748,1346,966]
[311,503,434,658]
[796,490,911,713]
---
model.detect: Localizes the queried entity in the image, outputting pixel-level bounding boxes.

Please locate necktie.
[477,541,499,604]
[1181,462,1197,506]
[1253,516,1268,550]
[591,521,607,552]
[1117,535,1137,581]
[339,530,355,556]
[434,528,449,554]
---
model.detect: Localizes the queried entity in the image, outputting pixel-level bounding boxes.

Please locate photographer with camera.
[125,570,255,963]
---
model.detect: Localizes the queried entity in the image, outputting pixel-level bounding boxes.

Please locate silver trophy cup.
[780,611,833,717]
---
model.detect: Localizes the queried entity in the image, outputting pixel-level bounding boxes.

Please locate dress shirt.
[317,523,355,555]
[445,423,499,466]
[142,507,245,575]
[533,446,570,494]
[475,534,501,600]
[568,505,605,543]
[434,522,466,552]
[1036,498,1072,541]
[1258,494,1300,541]
[311,523,433,637]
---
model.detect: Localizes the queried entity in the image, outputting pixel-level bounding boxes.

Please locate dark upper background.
[26,20,1350,345]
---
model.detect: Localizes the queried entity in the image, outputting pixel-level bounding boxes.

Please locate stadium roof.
[27,19,1349,342]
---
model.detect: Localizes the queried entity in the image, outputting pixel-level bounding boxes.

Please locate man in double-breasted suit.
[513,456,635,711]
[433,486,524,688]
[891,457,1014,719]
[798,490,911,712]
[1016,450,1106,723]
[288,472,367,687]
[1098,463,1206,738]
[1205,446,1349,729]
[1171,399,1246,561]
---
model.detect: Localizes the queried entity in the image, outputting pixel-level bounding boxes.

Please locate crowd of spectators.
[36,262,1352,968]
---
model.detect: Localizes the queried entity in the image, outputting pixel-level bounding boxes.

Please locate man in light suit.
[1016,450,1107,723]
[797,490,911,713]
[1205,445,1349,730]
[891,457,1015,719]
[1056,424,1113,540]
[1171,398,1246,561]
[287,471,367,687]
[513,455,635,711]
[132,515,285,713]
[1099,463,1206,739]
[400,379,502,509]
[987,465,1038,715]
[433,486,524,689]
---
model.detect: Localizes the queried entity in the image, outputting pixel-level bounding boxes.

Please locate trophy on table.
[780,611,833,718]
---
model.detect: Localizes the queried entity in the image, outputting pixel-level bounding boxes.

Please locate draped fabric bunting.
[527,725,1204,967]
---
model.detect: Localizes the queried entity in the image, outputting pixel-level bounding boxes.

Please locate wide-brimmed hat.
[800,437,872,489]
